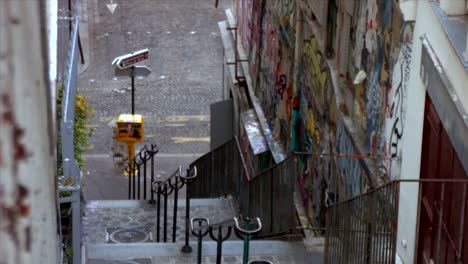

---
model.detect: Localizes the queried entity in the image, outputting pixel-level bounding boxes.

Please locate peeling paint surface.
[0,1,58,263]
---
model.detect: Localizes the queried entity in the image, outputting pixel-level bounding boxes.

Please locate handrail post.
[190,218,210,264]
[181,178,192,253]
[143,151,147,200]
[149,147,156,204]
[181,166,198,253]
[173,175,179,242]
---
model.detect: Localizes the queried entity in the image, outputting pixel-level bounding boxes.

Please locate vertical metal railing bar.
[436,182,445,263]
[354,201,359,264]
[172,175,179,243]
[367,194,373,264]
[352,199,357,264]
[128,165,131,199]
[156,183,161,242]
[324,208,330,264]
[132,160,136,199]
[375,192,379,264]
[137,163,141,200]
[386,184,392,263]
[338,205,342,264]
[335,204,340,264]
[346,202,351,263]
[150,153,155,203]
[347,202,351,263]
[384,184,390,264]
[381,184,388,264]
[377,191,383,263]
[143,152,147,200]
[457,183,467,262]
[342,203,346,264]
[163,185,168,242]
[331,206,336,264]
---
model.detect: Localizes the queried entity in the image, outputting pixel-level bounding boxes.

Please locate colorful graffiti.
[232,0,414,228]
[302,35,329,109]
[336,118,371,198]
[275,0,296,42]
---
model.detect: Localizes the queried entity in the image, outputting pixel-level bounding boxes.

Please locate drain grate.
[106,226,153,244]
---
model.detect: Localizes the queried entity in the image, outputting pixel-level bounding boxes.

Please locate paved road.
[78,0,231,200]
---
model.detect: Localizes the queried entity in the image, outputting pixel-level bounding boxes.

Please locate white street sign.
[112,49,150,69]
[114,66,151,77]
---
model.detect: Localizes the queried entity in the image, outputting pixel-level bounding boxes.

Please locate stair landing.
[82,199,323,263]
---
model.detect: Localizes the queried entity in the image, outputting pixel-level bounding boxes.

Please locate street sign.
[114,66,151,77]
[112,49,150,69]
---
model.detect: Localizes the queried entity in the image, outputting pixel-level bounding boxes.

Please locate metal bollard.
[209,224,232,264]
[180,166,198,253]
[234,217,262,264]
[191,217,210,264]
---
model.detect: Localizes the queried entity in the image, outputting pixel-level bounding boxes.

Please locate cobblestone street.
[79,0,230,199]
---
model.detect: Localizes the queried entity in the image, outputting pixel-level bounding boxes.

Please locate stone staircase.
[82,198,323,264]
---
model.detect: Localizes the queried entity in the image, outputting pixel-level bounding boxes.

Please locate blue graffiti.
[337,121,363,198]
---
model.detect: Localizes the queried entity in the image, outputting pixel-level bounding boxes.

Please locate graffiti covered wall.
[232,0,414,227]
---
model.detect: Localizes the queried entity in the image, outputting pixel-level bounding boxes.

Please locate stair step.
[86,240,308,258]
[83,198,236,245]
[86,198,230,208]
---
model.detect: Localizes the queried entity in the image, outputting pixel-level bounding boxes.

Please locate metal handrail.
[327,178,468,209]
[325,178,468,264]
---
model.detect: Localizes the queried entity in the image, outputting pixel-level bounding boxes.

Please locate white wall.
[440,0,467,16]
[399,0,418,21]
[0,1,59,263]
[396,1,468,263]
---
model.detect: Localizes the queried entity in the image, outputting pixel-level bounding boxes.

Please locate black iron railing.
[150,165,197,245]
[127,144,158,200]
[189,137,296,236]
[325,181,399,264]
[190,216,264,264]
[325,179,468,264]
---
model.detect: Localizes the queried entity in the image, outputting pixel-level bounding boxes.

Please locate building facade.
[397,1,468,263]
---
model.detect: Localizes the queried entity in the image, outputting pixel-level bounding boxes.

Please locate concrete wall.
[0,1,59,263]
[396,1,468,262]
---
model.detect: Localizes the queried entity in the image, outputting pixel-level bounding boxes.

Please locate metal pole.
[197,222,203,264]
[137,163,141,199]
[143,153,147,200]
[173,176,179,242]
[132,159,136,199]
[128,165,131,199]
[157,185,161,242]
[131,66,135,115]
[216,225,223,264]
[149,153,155,204]
[181,180,192,252]
[164,186,168,242]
